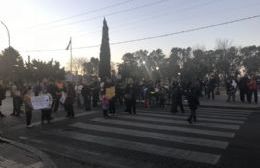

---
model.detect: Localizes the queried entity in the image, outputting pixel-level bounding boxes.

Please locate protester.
[186,82,200,124]
[75,83,83,108]
[125,83,137,114]
[159,86,167,109]
[10,83,23,117]
[41,89,53,124]
[101,93,110,118]
[171,82,185,113]
[81,84,92,111]
[251,75,258,104]
[53,81,63,112]
[207,75,217,100]
[64,82,76,118]
[23,87,33,128]
[246,76,254,104]
[92,78,100,107]
[226,77,237,102]
[238,75,249,103]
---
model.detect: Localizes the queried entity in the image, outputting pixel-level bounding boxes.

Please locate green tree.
[83,57,99,75]
[25,59,65,82]
[99,18,111,80]
[0,47,24,82]
[241,45,260,74]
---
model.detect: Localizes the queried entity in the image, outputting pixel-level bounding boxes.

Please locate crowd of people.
[227,74,259,104]
[0,74,259,128]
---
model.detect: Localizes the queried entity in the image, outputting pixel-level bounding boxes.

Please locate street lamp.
[0,20,10,47]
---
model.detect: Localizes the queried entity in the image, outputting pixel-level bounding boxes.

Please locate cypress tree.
[99,18,111,81]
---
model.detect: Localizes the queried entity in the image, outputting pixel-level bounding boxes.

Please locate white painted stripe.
[141,110,250,117]
[138,110,248,120]
[51,130,221,165]
[191,111,249,117]
[71,122,229,149]
[149,107,252,115]
[119,115,240,130]
[138,112,245,124]
[92,118,235,138]
[183,108,252,114]
[193,114,247,120]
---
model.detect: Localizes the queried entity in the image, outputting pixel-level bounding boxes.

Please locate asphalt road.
[2,105,259,168]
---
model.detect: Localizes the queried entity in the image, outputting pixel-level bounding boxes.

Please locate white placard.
[31,95,51,110]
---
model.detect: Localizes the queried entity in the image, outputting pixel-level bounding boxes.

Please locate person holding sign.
[41,89,53,124]
[106,86,116,115]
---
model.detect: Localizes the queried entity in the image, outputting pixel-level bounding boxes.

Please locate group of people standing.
[1,74,258,128]
[0,80,77,127]
[225,75,258,104]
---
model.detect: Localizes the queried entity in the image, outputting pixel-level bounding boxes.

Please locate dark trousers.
[26,110,32,126]
[13,96,22,116]
[247,91,252,103]
[126,99,136,114]
[103,109,109,117]
[53,96,61,112]
[188,109,197,122]
[253,90,258,103]
[171,100,184,113]
[41,109,51,123]
[65,104,74,117]
[92,95,99,107]
[160,98,165,108]
[84,96,91,111]
[207,88,215,100]
[109,99,116,114]
[240,89,246,103]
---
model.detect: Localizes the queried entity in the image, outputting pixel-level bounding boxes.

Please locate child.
[101,94,110,118]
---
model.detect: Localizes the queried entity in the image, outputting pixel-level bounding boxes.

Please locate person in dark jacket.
[207,76,217,100]
[125,83,137,114]
[186,82,200,124]
[81,84,92,111]
[65,82,76,118]
[171,82,185,113]
[238,75,249,103]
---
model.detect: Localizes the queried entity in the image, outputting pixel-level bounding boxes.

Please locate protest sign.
[105,86,115,99]
[31,95,51,110]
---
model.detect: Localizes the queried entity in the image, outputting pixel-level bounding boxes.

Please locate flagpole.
[70,37,72,73]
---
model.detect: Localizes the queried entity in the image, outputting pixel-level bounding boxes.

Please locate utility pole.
[70,37,73,73]
[0,20,10,48]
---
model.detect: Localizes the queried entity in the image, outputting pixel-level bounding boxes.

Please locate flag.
[66,38,71,50]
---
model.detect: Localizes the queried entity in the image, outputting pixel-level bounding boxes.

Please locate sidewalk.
[0,96,61,168]
[198,93,260,110]
[0,137,56,168]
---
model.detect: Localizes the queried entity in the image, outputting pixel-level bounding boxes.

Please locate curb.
[0,136,57,168]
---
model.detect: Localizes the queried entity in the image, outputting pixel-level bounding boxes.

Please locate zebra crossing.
[25,108,253,167]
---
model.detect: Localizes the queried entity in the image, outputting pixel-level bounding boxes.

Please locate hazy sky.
[0,0,260,69]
